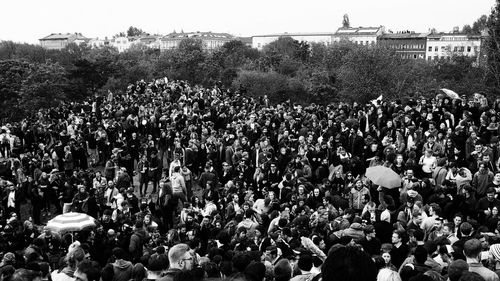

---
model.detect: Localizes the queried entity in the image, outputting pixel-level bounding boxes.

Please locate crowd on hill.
[1,77,500,281]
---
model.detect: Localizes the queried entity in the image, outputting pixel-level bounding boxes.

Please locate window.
[435,46,438,51]
[428,46,432,52]
[459,46,464,52]
[453,46,458,52]
[355,41,358,44]
[428,57,432,61]
[414,54,417,59]
[366,41,369,45]
[467,46,471,52]
[434,56,438,60]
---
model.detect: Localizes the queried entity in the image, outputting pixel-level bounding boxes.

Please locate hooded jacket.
[129,228,147,260]
[112,259,133,281]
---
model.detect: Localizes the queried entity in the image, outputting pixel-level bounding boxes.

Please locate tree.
[0,60,30,120]
[18,60,68,114]
[0,41,18,60]
[156,38,208,83]
[232,70,301,102]
[127,26,147,37]
[462,24,473,34]
[472,15,488,34]
[342,14,350,28]
[485,0,500,92]
[463,15,488,34]
[337,46,403,103]
[217,40,260,69]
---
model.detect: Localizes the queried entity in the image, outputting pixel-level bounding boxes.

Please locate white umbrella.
[46,212,96,233]
[440,89,460,99]
[365,166,402,189]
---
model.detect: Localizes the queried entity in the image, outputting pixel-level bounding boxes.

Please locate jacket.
[129,229,147,260]
[472,170,494,197]
[112,259,133,281]
[349,187,370,210]
[171,173,186,195]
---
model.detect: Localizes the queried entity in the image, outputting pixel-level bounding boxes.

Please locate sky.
[1,0,497,44]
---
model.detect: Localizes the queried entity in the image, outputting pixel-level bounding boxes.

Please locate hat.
[2,252,15,263]
[490,244,500,261]
[350,222,363,231]
[407,190,419,198]
[488,122,499,131]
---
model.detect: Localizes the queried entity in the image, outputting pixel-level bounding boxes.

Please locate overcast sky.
[1,0,496,44]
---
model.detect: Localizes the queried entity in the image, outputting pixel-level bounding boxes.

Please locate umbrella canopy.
[440,88,460,99]
[46,212,96,233]
[365,166,401,189]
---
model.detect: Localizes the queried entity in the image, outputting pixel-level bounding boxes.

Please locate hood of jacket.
[113,259,133,270]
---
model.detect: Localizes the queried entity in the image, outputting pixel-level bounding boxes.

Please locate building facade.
[39,33,89,50]
[252,32,334,50]
[378,32,429,59]
[110,36,133,52]
[332,26,385,45]
[160,31,234,51]
[425,33,482,61]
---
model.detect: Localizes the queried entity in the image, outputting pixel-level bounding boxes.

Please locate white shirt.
[421,155,436,173]
[7,191,15,208]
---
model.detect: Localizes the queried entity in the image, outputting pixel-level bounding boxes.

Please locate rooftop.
[334,26,384,35]
[162,31,234,39]
[379,32,430,39]
[252,32,334,38]
[427,32,482,39]
[40,33,88,41]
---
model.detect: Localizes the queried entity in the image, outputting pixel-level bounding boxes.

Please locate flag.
[371,95,383,106]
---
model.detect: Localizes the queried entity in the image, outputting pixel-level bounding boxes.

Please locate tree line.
[0,2,499,121]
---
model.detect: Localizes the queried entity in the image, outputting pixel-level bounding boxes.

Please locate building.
[110,36,133,52]
[378,32,429,59]
[425,33,482,61]
[88,37,110,49]
[138,35,161,50]
[39,33,89,50]
[332,26,385,45]
[252,32,334,50]
[160,31,234,51]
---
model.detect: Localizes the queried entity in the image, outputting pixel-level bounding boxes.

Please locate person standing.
[149,150,160,194]
[170,166,187,214]
[390,230,409,269]
[63,146,74,177]
[157,180,173,231]
[129,220,147,263]
[137,154,149,197]
[2,182,21,218]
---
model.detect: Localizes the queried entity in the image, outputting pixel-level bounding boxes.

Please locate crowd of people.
[1,77,500,281]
